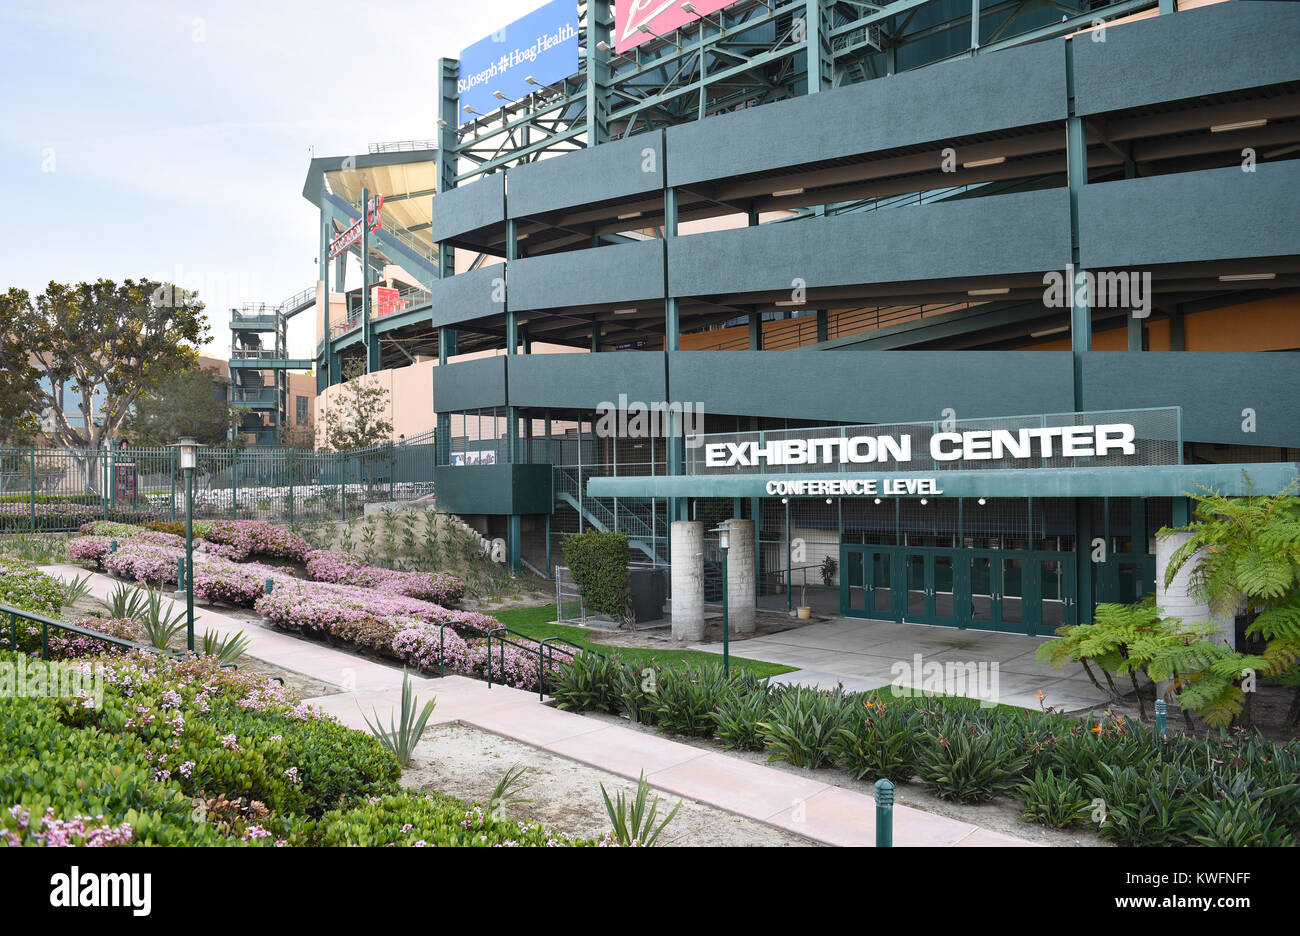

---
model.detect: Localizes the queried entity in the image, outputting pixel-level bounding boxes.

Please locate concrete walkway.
[45,565,1038,847]
[695,616,1109,712]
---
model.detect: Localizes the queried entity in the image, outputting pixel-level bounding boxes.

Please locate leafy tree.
[13,279,208,452]
[562,531,633,625]
[323,362,394,494]
[0,289,41,443]
[1163,482,1300,727]
[124,364,233,446]
[323,363,393,451]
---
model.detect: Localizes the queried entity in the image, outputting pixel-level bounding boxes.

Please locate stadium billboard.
[615,0,739,52]
[458,0,579,124]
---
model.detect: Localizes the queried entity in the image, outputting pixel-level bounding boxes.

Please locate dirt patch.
[401,722,816,847]
[570,710,1109,847]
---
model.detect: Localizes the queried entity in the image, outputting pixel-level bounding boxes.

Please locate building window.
[296,395,309,426]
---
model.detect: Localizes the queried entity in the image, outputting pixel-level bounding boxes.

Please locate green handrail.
[2,602,169,661]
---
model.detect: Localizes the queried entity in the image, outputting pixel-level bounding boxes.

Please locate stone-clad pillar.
[727,519,757,635]
[671,521,704,641]
[1156,530,1235,648]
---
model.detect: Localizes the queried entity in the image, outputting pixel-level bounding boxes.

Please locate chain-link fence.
[0,430,436,532]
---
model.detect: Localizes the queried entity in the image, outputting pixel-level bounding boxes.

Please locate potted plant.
[797,580,812,620]
[820,555,838,587]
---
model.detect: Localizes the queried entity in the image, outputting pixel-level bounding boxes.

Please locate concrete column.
[670,521,705,641]
[1156,530,1235,648]
[727,518,757,635]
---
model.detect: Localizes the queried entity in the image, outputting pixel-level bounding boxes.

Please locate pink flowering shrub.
[304,550,465,605]
[206,520,312,563]
[390,619,565,692]
[103,540,183,586]
[193,560,288,608]
[48,618,144,659]
[1,807,135,847]
[197,539,244,561]
[66,535,114,567]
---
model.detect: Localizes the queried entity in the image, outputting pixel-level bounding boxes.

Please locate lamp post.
[175,437,200,652]
[711,523,731,676]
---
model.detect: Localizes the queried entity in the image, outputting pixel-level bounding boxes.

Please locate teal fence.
[0,430,436,532]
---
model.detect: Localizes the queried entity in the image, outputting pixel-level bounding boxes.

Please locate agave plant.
[487,763,534,821]
[98,582,151,621]
[600,772,681,847]
[200,628,251,665]
[139,588,189,650]
[360,670,437,767]
[55,572,95,609]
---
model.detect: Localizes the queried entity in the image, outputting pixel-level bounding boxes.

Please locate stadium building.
[305,0,1300,637]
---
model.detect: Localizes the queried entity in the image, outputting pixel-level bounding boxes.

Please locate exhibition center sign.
[458,0,579,124]
[687,408,1182,480]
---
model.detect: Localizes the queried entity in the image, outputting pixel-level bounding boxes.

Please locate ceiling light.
[774,300,805,307]
[1210,118,1267,133]
[977,498,986,506]
[1030,325,1070,338]
[617,211,643,220]
[1218,272,1276,282]
[967,287,1010,297]
[772,187,805,197]
[874,498,882,505]
[962,155,1006,169]
[919,498,928,505]
[614,308,638,315]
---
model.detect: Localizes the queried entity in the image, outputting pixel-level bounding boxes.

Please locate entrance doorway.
[841,544,1076,636]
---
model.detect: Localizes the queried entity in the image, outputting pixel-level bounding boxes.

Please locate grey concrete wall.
[431,172,506,244]
[508,239,665,310]
[666,38,1065,188]
[508,351,667,411]
[668,189,1071,296]
[507,132,665,219]
[1080,352,1300,449]
[432,356,507,413]
[668,350,1076,424]
[1078,162,1300,268]
[1073,1,1300,117]
[429,266,506,329]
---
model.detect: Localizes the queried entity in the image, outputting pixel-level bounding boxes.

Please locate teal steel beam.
[1066,39,1090,412]
[806,0,832,92]
[587,1,612,145]
[437,58,459,275]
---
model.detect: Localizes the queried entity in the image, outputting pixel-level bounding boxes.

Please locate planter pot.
[797,606,812,620]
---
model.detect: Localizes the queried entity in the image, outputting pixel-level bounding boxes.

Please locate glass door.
[841,546,899,621]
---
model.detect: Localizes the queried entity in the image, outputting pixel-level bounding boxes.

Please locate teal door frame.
[841,544,1077,636]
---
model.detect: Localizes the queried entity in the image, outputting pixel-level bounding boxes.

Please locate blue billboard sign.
[457,0,579,125]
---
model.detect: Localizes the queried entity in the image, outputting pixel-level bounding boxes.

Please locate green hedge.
[562,530,632,624]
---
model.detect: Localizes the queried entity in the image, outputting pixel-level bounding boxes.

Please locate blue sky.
[0,0,541,358]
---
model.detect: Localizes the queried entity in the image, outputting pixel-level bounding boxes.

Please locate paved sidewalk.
[46,565,1038,847]
[693,617,1108,712]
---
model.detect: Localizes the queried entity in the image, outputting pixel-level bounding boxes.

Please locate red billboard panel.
[615,0,739,53]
